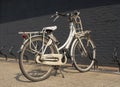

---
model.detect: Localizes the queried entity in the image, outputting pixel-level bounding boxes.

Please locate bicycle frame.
[18,11,91,65]
[58,22,76,51]
[58,15,89,56]
[41,22,89,56]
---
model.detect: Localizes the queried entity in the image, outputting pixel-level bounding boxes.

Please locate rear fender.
[20,35,43,51]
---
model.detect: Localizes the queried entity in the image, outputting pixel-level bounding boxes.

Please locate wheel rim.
[73,37,96,71]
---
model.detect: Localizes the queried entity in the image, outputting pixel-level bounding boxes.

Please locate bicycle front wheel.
[19,36,57,81]
[71,36,96,72]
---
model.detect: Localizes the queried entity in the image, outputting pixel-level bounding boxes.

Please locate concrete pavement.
[0,58,120,87]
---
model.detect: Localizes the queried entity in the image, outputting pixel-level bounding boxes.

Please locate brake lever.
[51,12,58,18]
[51,12,59,22]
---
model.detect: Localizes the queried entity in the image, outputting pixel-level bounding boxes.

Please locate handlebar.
[51,10,80,22]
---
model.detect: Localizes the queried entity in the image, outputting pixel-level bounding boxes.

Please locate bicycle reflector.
[21,33,27,39]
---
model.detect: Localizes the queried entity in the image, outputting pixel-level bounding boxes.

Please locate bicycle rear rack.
[18,31,42,39]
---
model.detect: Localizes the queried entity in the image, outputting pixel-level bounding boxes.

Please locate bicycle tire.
[71,36,96,72]
[19,36,57,81]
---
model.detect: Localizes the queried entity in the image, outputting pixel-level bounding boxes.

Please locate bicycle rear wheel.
[71,36,96,72]
[19,36,57,81]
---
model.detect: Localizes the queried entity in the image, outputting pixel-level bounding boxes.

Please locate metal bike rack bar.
[112,47,120,72]
[0,46,8,61]
[9,46,17,61]
[91,47,120,74]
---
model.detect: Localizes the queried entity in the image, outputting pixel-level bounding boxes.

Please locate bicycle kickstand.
[54,66,65,78]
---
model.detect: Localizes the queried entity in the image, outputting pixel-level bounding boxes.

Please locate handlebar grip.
[57,11,80,17]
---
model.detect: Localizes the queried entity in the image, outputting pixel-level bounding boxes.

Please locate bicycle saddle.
[43,26,57,31]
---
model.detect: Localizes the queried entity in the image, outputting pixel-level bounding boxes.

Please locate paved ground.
[0,58,120,87]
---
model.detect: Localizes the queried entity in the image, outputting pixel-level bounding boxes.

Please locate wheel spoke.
[72,37,96,72]
[19,36,57,81]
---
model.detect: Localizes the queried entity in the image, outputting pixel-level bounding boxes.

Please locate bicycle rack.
[112,47,120,72]
[91,47,120,74]
[0,46,8,61]
[9,46,17,61]
[93,59,99,70]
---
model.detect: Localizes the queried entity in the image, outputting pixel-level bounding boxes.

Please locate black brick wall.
[0,1,120,66]
[80,4,120,66]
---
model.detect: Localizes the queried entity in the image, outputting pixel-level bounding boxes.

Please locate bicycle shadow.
[15,66,79,82]
[61,65,80,73]
[15,73,32,83]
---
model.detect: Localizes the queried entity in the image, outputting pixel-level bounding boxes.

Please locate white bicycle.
[18,11,96,81]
